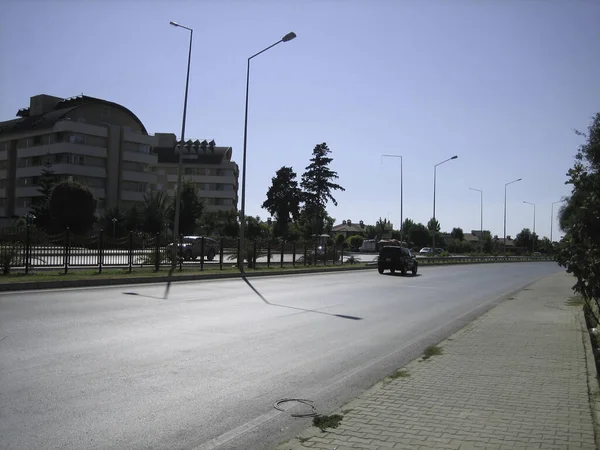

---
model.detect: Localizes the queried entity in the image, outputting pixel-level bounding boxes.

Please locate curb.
[579,309,600,449]
[0,265,376,293]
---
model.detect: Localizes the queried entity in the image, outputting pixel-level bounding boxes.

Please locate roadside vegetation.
[556,112,600,379]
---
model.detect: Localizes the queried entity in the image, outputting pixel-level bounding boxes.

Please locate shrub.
[1,242,24,274]
[347,235,364,251]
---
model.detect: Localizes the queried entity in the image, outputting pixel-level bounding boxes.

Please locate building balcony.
[18,142,108,159]
[17,164,106,179]
[15,187,41,198]
[0,188,6,198]
[123,130,158,146]
[123,151,158,165]
[0,169,6,180]
[121,170,157,184]
[120,190,146,202]
[167,174,238,185]
[54,120,109,137]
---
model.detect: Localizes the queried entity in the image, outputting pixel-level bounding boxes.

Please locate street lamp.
[238,31,297,272]
[551,200,562,243]
[432,155,458,250]
[381,154,403,242]
[523,201,536,253]
[469,188,483,252]
[503,178,522,253]
[169,20,193,270]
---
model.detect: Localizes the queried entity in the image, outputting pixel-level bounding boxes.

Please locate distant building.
[0,94,158,218]
[331,219,368,238]
[152,133,238,213]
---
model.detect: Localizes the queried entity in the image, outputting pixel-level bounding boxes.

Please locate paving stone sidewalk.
[278,272,598,450]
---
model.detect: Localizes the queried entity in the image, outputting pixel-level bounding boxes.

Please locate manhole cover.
[274,398,317,417]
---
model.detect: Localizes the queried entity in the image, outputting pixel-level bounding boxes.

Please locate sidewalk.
[278,272,598,450]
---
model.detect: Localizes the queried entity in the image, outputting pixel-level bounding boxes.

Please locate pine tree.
[31,157,57,232]
[300,143,345,235]
[262,166,302,238]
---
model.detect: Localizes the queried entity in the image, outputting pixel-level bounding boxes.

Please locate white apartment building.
[153,133,239,213]
[0,94,158,218]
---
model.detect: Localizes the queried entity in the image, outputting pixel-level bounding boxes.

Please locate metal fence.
[0,228,349,274]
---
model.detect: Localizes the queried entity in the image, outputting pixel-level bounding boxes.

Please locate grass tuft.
[313,414,343,432]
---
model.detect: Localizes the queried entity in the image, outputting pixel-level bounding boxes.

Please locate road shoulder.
[278,272,598,450]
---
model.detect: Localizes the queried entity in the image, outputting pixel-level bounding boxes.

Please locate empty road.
[0,262,561,450]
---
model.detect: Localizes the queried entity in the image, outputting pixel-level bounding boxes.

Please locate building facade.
[153,133,238,213]
[0,94,158,218]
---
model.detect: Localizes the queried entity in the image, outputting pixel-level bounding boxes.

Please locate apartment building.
[0,94,158,218]
[153,133,238,213]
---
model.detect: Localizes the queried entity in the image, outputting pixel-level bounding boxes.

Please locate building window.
[69,134,86,144]
[33,135,42,146]
[0,141,9,151]
[0,160,7,169]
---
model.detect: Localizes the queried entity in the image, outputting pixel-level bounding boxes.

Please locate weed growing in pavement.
[341,409,353,415]
[422,345,443,360]
[389,369,410,379]
[313,414,343,432]
[297,436,310,443]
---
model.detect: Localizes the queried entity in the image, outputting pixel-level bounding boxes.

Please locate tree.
[173,180,204,236]
[557,113,600,311]
[375,218,392,240]
[427,218,441,233]
[125,205,143,233]
[451,227,464,241]
[31,157,58,232]
[262,166,303,238]
[101,207,126,238]
[482,231,493,254]
[408,223,430,248]
[49,181,97,234]
[401,219,416,240]
[514,228,539,253]
[142,190,171,235]
[300,143,345,235]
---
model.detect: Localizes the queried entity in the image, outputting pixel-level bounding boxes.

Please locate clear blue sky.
[2,0,599,240]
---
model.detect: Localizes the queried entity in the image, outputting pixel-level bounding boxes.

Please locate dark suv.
[377,246,418,276]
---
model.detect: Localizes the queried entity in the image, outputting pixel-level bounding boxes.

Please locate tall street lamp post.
[238,32,297,272]
[381,154,403,242]
[432,155,458,250]
[503,178,522,254]
[169,20,193,270]
[469,188,483,252]
[523,200,536,253]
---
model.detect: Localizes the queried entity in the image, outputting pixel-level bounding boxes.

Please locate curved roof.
[0,107,77,136]
[0,95,148,136]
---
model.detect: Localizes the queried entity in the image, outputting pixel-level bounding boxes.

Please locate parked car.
[419,247,443,255]
[167,236,218,261]
[378,246,418,275]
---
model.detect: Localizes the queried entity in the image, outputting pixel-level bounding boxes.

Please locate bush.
[1,242,24,274]
[347,235,364,251]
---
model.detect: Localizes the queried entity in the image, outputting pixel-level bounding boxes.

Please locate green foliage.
[262,166,303,238]
[347,235,364,251]
[451,227,464,241]
[514,228,539,253]
[401,218,415,240]
[142,190,171,235]
[557,112,600,306]
[300,143,345,235]
[482,231,493,253]
[374,217,392,239]
[125,205,143,233]
[364,225,377,239]
[199,210,239,237]
[245,216,271,240]
[49,181,97,234]
[408,223,430,248]
[101,207,127,237]
[448,238,473,254]
[313,414,343,432]
[336,233,346,245]
[30,157,57,232]
[1,242,24,274]
[174,180,204,236]
[427,217,441,233]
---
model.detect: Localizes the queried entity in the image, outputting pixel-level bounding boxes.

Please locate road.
[0,262,561,450]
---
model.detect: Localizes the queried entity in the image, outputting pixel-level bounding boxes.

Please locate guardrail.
[415,255,555,265]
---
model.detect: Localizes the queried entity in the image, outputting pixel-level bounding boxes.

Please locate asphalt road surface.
[0,262,562,450]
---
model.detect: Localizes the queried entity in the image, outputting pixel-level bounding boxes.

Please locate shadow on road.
[241,276,363,321]
[383,273,422,277]
[123,292,165,300]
